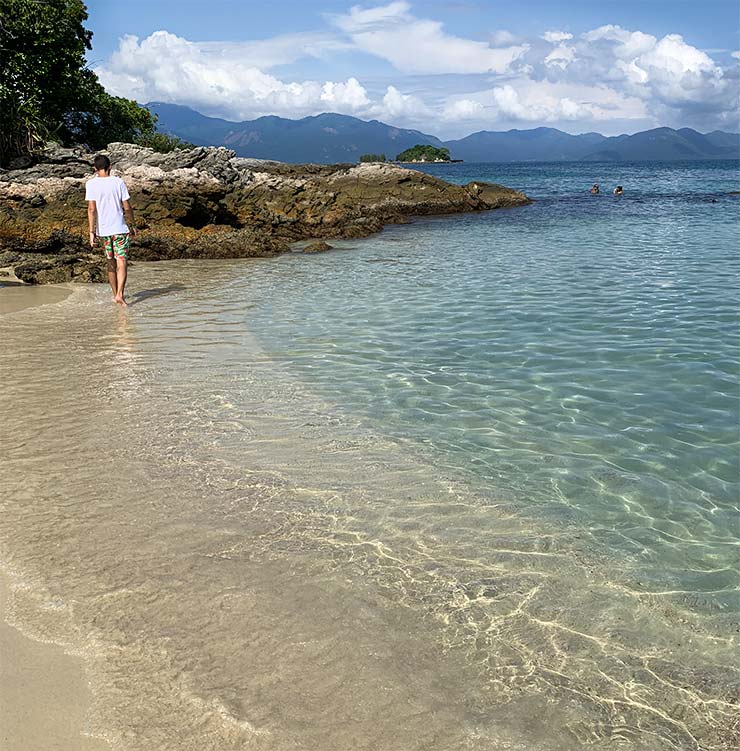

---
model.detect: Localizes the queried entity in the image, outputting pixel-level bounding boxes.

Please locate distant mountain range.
[448,126,740,162]
[148,102,740,164]
[147,103,444,163]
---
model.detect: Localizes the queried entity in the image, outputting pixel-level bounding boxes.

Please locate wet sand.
[1,278,105,750]
[0,270,73,314]
[0,573,109,751]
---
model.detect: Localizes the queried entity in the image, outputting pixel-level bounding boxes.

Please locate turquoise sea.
[1,160,738,750]
[260,160,740,548]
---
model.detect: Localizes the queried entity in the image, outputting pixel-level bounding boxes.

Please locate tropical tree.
[0,0,184,165]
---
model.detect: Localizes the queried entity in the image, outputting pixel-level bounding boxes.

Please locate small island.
[359,145,459,164]
[395,144,453,163]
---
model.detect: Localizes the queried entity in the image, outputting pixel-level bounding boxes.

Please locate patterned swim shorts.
[100,233,130,260]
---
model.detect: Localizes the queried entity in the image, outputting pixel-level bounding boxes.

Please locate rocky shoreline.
[0,143,531,284]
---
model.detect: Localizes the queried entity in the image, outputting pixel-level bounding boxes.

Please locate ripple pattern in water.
[0,161,738,750]
[248,162,740,602]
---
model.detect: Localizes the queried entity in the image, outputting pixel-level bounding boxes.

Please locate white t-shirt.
[85,175,130,236]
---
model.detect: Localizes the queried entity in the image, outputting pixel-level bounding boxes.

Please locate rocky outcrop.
[0,142,531,283]
[0,230,106,284]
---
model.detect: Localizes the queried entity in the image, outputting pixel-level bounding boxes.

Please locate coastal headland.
[0,143,530,284]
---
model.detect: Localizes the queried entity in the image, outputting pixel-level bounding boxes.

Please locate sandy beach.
[0,284,107,751]
[0,573,109,751]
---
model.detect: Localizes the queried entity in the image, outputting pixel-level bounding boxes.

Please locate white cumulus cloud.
[636,33,725,104]
[492,84,589,121]
[543,31,573,43]
[545,43,576,69]
[442,99,486,121]
[92,6,739,136]
[95,31,369,121]
[582,25,655,59]
[518,24,736,128]
[486,79,648,123]
[320,79,371,109]
[574,25,723,106]
[331,1,528,74]
[372,85,430,120]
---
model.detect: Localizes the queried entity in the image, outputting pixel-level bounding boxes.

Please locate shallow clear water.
[0,161,738,750]
[253,161,740,594]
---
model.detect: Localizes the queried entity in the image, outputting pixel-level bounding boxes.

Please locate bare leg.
[107,257,117,300]
[115,257,128,306]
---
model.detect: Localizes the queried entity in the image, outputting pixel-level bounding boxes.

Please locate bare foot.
[119,298,129,308]
[114,294,123,305]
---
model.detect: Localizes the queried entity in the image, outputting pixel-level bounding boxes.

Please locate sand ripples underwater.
[1,160,738,750]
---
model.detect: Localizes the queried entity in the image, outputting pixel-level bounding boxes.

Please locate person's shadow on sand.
[128,284,185,304]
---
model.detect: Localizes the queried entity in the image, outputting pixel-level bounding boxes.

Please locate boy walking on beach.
[86,155,137,306]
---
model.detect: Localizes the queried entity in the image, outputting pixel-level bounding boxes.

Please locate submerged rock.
[303,241,333,254]
[0,142,531,283]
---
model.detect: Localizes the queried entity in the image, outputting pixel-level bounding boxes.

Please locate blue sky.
[87,1,740,137]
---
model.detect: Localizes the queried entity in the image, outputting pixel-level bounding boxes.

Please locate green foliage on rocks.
[135,130,194,153]
[359,153,386,163]
[395,144,451,162]
[0,0,185,166]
